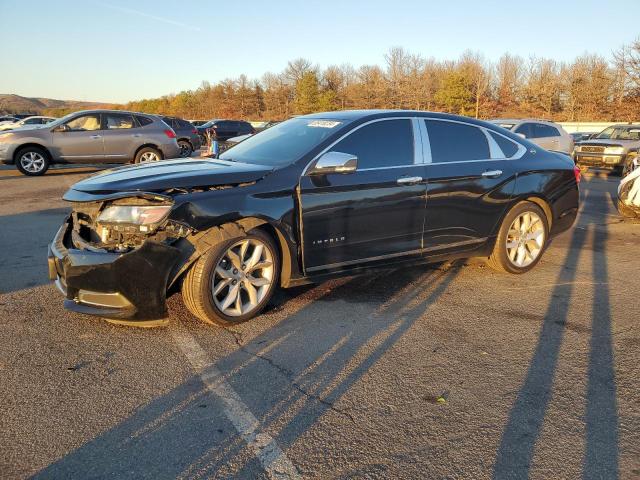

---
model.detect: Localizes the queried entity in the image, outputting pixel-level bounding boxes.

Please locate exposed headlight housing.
[97,205,171,228]
[605,146,624,154]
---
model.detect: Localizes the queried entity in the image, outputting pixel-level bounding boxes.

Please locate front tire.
[486,202,549,274]
[182,228,280,325]
[15,147,50,176]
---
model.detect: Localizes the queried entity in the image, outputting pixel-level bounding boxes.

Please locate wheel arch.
[168,216,295,291]
[133,143,162,161]
[13,143,52,164]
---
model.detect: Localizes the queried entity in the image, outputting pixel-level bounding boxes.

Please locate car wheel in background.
[486,201,549,274]
[15,147,50,176]
[182,228,280,325]
[178,140,193,158]
[134,147,162,164]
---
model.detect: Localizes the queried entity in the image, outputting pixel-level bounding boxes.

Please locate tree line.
[45,40,640,122]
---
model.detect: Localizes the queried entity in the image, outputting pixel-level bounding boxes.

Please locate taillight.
[164,129,176,139]
[573,165,581,184]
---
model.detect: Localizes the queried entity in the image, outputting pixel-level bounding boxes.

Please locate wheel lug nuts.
[233,269,238,274]
[232,280,237,285]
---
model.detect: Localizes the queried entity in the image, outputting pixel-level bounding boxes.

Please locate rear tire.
[486,202,549,274]
[182,228,280,325]
[134,147,162,164]
[178,140,193,158]
[15,147,50,176]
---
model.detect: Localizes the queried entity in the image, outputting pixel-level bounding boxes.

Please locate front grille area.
[581,146,605,153]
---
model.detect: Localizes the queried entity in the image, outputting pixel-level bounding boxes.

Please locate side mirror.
[53,124,69,133]
[309,151,357,175]
[516,133,526,139]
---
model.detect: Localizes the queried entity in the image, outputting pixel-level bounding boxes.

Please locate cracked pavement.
[0,166,639,479]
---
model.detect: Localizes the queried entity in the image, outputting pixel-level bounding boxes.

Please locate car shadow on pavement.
[33,263,460,478]
[493,183,619,479]
[0,208,69,294]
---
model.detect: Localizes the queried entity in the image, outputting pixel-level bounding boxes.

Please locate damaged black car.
[49,110,580,325]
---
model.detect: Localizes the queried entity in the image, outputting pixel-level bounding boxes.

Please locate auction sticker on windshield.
[308,120,342,128]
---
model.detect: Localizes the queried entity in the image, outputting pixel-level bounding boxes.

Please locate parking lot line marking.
[170,328,301,480]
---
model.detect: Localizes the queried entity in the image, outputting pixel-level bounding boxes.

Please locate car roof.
[491,118,561,125]
[299,109,510,129]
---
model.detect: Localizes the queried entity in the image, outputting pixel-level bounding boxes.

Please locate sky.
[0,0,638,104]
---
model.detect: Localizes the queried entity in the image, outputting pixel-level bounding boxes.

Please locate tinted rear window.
[136,115,153,126]
[425,120,490,162]
[488,131,519,158]
[532,123,560,138]
[330,119,414,168]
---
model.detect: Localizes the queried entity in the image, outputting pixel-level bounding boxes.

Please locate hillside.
[0,94,114,115]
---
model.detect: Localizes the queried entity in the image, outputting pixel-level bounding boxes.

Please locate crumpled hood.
[578,138,638,148]
[68,158,273,193]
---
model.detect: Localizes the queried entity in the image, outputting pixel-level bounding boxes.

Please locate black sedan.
[49,110,580,325]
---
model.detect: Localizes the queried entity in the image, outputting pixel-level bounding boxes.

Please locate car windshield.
[496,122,516,130]
[596,126,640,140]
[219,118,345,166]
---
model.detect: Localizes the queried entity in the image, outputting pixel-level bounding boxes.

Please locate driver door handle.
[397,176,423,185]
[481,170,503,178]
[90,134,102,139]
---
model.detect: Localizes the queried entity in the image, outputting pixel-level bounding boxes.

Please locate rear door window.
[105,113,134,129]
[425,120,490,162]
[329,119,414,169]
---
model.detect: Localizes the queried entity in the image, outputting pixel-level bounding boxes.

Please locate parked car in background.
[0,110,181,175]
[160,116,201,157]
[49,110,579,325]
[0,115,56,131]
[573,123,640,174]
[491,119,574,154]
[570,131,597,143]
[255,120,281,132]
[0,115,19,125]
[223,121,281,150]
[189,120,208,127]
[197,119,256,143]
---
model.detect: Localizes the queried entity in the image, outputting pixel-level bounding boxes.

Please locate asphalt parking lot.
[0,164,638,479]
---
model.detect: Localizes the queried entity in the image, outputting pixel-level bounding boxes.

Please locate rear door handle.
[397,176,423,185]
[481,170,502,178]
[90,134,101,139]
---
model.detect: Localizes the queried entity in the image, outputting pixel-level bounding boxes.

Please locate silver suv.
[0,110,181,176]
[491,119,574,154]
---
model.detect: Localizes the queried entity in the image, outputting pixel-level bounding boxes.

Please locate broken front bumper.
[48,219,183,321]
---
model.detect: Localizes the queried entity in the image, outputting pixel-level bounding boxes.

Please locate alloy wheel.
[506,211,545,268]
[211,238,274,317]
[20,152,46,173]
[139,151,159,162]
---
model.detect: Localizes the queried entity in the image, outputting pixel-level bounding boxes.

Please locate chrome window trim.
[302,116,420,176]
[411,118,424,164]
[484,128,503,158]
[417,118,432,164]
[422,117,526,165]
